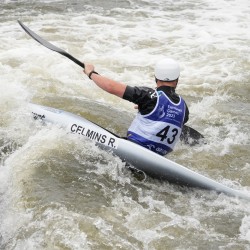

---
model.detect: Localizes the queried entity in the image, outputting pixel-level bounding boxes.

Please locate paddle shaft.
[65,53,85,68]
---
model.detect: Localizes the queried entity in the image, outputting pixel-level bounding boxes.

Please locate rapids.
[0,0,249,249]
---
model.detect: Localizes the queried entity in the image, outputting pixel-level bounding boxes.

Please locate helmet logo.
[163,78,170,81]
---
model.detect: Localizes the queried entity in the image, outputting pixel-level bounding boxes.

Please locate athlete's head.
[154,58,180,82]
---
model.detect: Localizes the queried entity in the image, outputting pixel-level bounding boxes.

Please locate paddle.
[18,20,205,145]
[18,20,85,69]
[181,125,205,145]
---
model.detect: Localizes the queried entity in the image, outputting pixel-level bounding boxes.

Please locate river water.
[0,0,250,249]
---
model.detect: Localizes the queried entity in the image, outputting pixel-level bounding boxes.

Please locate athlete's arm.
[83,64,127,98]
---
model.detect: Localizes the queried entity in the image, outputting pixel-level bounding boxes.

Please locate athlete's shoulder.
[123,85,155,103]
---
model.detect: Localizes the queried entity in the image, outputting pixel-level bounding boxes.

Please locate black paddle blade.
[18,20,85,68]
[180,125,205,146]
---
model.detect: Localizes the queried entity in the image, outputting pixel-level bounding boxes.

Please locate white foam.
[1,0,250,248]
[240,216,250,242]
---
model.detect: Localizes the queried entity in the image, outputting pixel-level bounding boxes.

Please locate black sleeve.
[123,86,157,115]
[123,86,155,104]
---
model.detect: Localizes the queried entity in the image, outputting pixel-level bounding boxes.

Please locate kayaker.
[83,58,189,156]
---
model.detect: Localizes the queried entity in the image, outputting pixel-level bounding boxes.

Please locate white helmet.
[154,58,180,81]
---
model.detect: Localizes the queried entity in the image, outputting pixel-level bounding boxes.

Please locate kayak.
[17,21,249,200]
[29,103,250,201]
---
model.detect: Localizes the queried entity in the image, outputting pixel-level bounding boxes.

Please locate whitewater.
[0,0,250,249]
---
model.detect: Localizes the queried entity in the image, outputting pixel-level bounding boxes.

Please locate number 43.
[156,125,178,144]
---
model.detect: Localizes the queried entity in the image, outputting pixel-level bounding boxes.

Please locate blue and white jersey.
[127,90,186,156]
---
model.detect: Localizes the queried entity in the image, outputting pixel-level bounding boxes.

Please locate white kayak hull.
[29,103,250,200]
